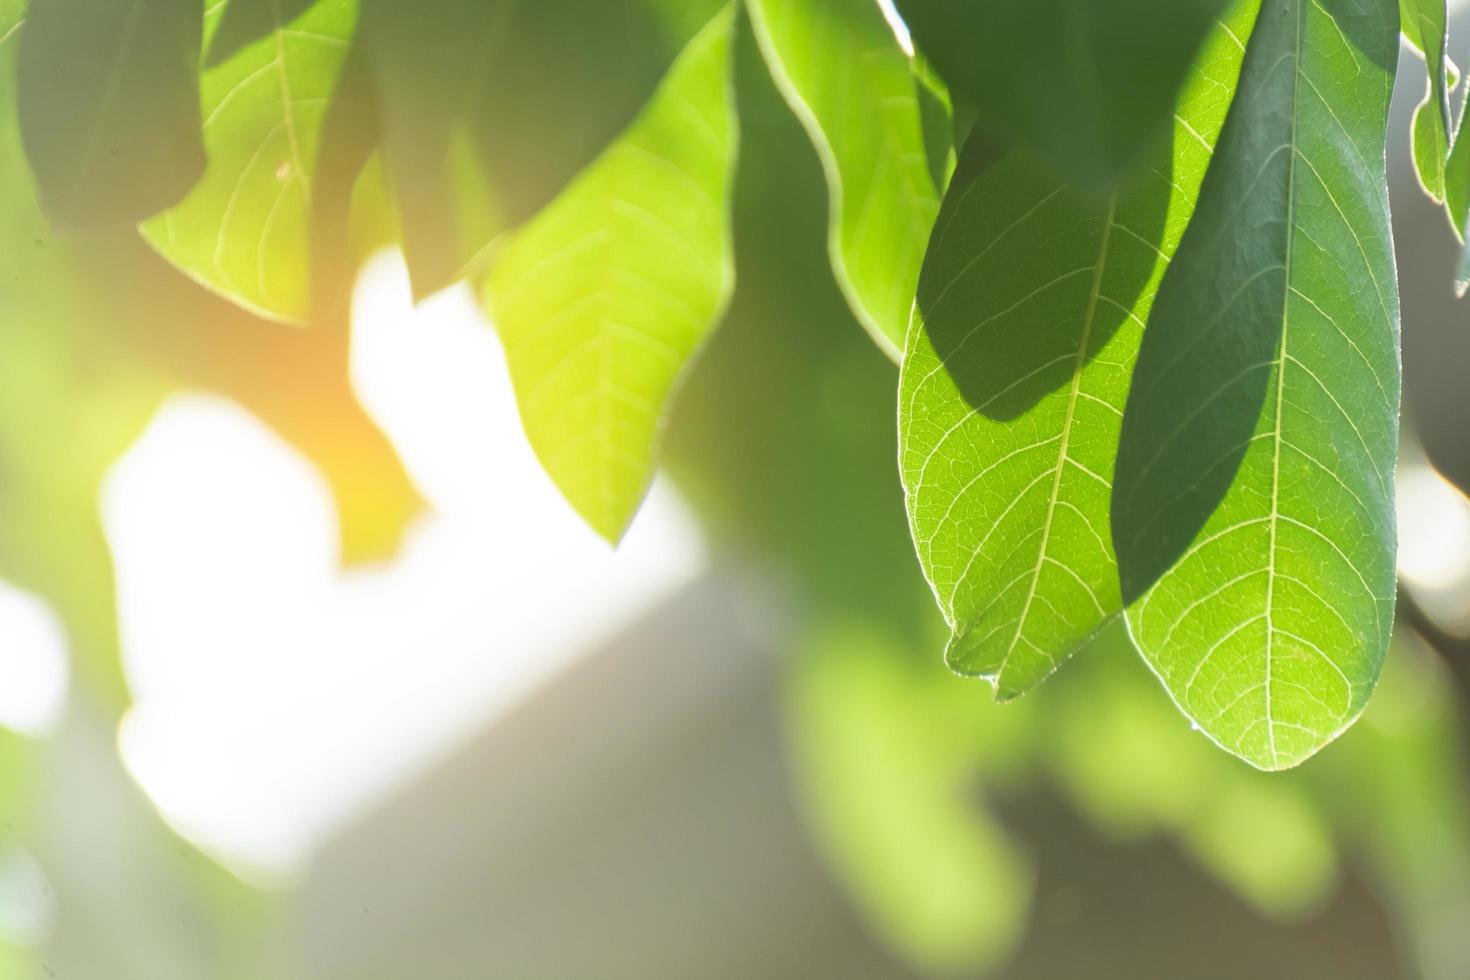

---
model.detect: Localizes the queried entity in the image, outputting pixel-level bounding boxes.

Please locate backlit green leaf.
[17,0,204,228]
[362,0,722,300]
[1400,0,1451,200]
[140,0,371,323]
[1113,0,1400,770]
[898,6,1255,697]
[0,0,25,46]
[746,0,940,357]
[892,0,1231,185]
[483,8,736,543]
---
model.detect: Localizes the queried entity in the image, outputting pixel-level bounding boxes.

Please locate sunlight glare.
[106,252,704,881]
[0,584,68,738]
[1397,461,1470,635]
[876,0,915,57]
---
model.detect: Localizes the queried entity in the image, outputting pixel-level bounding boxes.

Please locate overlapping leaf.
[899,6,1256,698]
[892,0,1231,185]
[361,0,723,300]
[17,0,204,228]
[483,8,736,543]
[746,0,940,357]
[1113,0,1400,770]
[1400,0,1452,200]
[141,0,372,322]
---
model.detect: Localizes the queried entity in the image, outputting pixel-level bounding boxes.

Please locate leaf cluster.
[3,0,1463,768]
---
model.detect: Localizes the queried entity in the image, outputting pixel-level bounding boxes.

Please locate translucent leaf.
[140,0,372,323]
[892,0,1232,185]
[1113,0,1400,770]
[16,0,204,228]
[898,7,1256,697]
[483,8,737,542]
[0,0,25,46]
[746,0,941,357]
[1400,0,1451,201]
[361,0,723,300]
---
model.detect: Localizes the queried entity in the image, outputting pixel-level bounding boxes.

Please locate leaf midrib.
[1262,0,1307,769]
[993,196,1118,684]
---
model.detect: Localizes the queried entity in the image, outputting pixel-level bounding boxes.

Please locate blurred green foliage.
[0,3,1466,978]
[668,21,1470,975]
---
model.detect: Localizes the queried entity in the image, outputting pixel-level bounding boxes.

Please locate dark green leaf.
[1113,0,1400,770]
[362,0,722,300]
[893,0,1231,186]
[483,8,737,542]
[898,6,1256,697]
[17,0,204,228]
[746,0,940,356]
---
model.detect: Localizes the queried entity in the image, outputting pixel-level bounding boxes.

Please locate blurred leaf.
[1043,625,1338,918]
[666,21,934,634]
[0,0,24,46]
[898,8,1254,697]
[362,0,723,300]
[141,0,371,323]
[16,0,204,228]
[1113,0,1400,770]
[785,622,1034,975]
[1319,633,1470,976]
[746,0,940,357]
[892,0,1233,186]
[1181,779,1337,916]
[1401,0,1452,200]
[484,7,736,543]
[913,55,957,194]
[0,40,418,709]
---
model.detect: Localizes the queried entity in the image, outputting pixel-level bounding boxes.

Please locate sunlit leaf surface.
[898,7,1255,697]
[746,0,940,357]
[141,0,371,322]
[1400,0,1451,200]
[1113,0,1400,770]
[893,0,1231,185]
[484,8,736,543]
[17,0,204,228]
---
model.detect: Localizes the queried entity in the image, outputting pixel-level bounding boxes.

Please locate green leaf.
[784,622,1034,975]
[140,0,372,323]
[1112,0,1400,770]
[0,0,24,46]
[892,0,1231,185]
[898,6,1256,697]
[362,0,723,300]
[482,7,737,543]
[16,0,204,228]
[746,0,940,357]
[1400,0,1451,200]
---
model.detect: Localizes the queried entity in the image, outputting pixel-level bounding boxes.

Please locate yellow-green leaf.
[483,8,737,542]
[141,0,371,323]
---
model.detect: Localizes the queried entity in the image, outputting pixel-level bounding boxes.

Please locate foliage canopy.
[5,0,1468,771]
